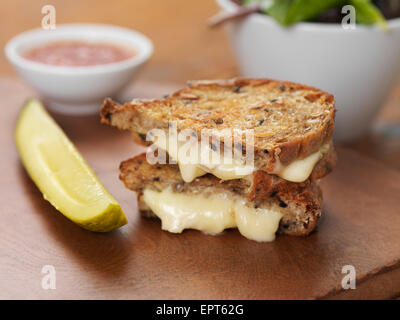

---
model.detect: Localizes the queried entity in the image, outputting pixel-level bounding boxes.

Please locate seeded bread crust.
[101,78,336,171]
[249,141,336,201]
[120,154,323,236]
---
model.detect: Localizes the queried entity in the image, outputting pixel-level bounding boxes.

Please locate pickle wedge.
[15,99,127,232]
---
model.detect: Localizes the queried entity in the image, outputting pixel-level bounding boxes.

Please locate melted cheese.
[152,135,254,183]
[274,144,330,183]
[178,162,206,183]
[142,188,283,242]
[151,132,329,183]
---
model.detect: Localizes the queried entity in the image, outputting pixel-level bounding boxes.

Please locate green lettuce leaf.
[350,0,388,30]
[284,0,343,25]
[240,0,388,30]
[242,0,294,25]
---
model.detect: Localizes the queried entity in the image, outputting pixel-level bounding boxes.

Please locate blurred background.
[1,0,399,169]
[0,0,237,82]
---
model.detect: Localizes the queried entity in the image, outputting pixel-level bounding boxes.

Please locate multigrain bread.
[248,142,336,201]
[101,78,337,200]
[120,154,323,236]
[101,78,336,170]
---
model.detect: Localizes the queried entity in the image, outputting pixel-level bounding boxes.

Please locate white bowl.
[5,24,153,115]
[217,0,400,142]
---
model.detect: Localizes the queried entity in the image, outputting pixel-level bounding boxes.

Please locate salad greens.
[351,0,388,29]
[241,0,388,29]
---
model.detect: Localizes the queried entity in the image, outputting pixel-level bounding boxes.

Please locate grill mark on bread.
[100,78,336,171]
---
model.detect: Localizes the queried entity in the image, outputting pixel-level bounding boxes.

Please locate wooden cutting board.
[1,77,399,300]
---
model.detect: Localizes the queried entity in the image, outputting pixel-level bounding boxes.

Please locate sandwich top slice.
[120,154,323,241]
[101,78,336,199]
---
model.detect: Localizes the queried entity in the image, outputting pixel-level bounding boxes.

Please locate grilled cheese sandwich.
[101,78,336,240]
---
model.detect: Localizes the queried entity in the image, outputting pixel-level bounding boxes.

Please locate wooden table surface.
[0,0,400,299]
[1,77,400,300]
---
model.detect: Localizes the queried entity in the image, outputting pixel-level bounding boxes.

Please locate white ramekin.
[5,23,153,115]
[217,0,400,142]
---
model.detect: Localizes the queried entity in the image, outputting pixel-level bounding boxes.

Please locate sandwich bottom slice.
[120,154,323,242]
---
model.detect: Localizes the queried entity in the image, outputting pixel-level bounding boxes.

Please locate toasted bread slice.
[101,78,335,171]
[248,142,336,201]
[120,154,323,236]
[101,78,336,198]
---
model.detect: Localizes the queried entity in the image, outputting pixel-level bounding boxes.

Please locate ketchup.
[22,41,136,67]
